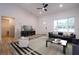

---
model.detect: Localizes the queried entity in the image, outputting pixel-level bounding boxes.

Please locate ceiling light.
[59,4,63,8]
[42,8,45,10]
[43,22,46,25]
[39,12,42,14]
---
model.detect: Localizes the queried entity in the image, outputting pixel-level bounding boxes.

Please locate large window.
[54,17,75,32]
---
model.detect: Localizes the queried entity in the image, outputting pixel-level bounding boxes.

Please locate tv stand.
[21,31,35,37]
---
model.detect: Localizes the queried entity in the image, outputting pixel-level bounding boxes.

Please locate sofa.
[48,32,79,55]
[48,32,76,43]
[72,43,79,55]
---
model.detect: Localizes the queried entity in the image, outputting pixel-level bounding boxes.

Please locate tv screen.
[22,25,32,31]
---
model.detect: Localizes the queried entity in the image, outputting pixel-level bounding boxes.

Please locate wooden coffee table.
[46,38,67,54]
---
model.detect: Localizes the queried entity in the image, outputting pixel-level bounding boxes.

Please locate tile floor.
[29,36,72,55]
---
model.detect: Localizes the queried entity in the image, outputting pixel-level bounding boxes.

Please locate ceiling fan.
[37,3,48,11]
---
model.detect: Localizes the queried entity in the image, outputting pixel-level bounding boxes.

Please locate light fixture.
[39,12,42,14]
[42,8,45,10]
[59,4,63,8]
[43,22,46,25]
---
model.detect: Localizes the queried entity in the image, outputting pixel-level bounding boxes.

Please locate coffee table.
[46,38,67,54]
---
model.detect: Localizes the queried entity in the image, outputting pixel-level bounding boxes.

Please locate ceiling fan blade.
[44,4,48,8]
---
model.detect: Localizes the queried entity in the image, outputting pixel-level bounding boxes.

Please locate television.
[22,25,33,31]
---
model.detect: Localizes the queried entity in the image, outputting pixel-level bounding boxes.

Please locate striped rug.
[10,42,42,55]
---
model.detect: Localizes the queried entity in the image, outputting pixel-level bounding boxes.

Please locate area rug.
[10,42,42,55]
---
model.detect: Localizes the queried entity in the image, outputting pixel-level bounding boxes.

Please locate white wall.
[38,7,79,38]
[0,4,38,40]
[38,16,54,34]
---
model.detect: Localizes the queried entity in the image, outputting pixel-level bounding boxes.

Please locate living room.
[0,3,79,55]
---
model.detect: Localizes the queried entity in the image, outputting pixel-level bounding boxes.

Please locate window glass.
[54,17,75,33]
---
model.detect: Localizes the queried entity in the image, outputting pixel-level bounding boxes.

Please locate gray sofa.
[73,44,79,55]
[48,32,76,43]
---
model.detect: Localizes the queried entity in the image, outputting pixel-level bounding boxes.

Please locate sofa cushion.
[58,32,63,35]
[72,39,79,45]
[70,33,76,38]
[67,32,71,36]
[53,31,58,35]
[63,32,71,36]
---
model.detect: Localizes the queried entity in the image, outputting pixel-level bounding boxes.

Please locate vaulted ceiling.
[17,3,79,17]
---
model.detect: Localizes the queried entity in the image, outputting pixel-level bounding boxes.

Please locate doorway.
[1,16,15,54]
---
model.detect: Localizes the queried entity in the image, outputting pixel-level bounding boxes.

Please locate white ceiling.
[17,3,79,17]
